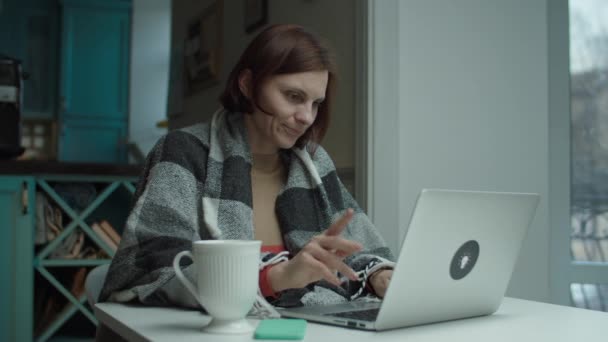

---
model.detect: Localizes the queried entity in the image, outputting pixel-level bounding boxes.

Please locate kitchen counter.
[0,160,142,176]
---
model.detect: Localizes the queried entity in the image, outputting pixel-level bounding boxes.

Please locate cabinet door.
[21,4,59,120]
[59,118,128,163]
[58,0,131,163]
[0,177,34,342]
[0,0,24,73]
[0,0,59,119]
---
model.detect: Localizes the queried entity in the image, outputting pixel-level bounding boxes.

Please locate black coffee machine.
[0,54,25,159]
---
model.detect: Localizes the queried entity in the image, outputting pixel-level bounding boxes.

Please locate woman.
[99,24,395,311]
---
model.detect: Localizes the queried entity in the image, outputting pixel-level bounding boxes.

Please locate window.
[569,0,608,311]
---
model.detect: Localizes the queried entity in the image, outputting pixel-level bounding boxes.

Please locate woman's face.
[242,70,328,154]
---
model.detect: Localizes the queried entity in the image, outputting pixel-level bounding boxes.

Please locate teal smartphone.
[254,318,307,340]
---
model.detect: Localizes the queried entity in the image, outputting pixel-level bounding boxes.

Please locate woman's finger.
[304,253,342,286]
[317,235,362,256]
[308,243,359,281]
[325,208,354,236]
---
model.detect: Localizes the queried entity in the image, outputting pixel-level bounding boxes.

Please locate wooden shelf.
[32,175,135,341]
[37,259,112,267]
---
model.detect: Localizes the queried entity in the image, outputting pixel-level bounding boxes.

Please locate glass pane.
[570,283,608,311]
[570,0,608,262]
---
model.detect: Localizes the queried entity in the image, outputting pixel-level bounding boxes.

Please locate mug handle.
[173,250,205,309]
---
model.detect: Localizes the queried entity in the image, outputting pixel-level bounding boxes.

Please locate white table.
[95,297,608,341]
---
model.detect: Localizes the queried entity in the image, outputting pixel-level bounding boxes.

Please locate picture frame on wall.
[183,0,223,96]
[244,0,268,33]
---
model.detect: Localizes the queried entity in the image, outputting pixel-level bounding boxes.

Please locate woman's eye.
[287,92,303,102]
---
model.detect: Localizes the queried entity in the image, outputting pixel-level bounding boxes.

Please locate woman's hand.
[268,208,363,292]
[369,269,393,298]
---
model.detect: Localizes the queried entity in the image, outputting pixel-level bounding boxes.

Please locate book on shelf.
[99,220,121,245]
[91,222,118,252]
[35,191,63,245]
[50,230,80,259]
[34,267,89,338]
[70,267,87,298]
[63,231,85,259]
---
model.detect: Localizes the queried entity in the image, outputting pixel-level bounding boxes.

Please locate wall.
[169,0,356,170]
[369,0,551,302]
[129,0,171,156]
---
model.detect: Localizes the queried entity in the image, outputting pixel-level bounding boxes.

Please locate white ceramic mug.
[173,240,261,334]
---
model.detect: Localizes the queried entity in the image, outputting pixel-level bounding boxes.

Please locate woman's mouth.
[283,124,304,137]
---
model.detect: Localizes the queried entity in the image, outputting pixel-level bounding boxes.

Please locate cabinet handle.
[21,182,28,215]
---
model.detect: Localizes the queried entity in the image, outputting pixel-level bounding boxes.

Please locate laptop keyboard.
[328,308,380,322]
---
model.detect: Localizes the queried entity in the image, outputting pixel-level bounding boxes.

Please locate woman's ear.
[238,69,252,98]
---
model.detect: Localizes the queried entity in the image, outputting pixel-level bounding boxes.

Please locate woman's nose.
[295,104,315,125]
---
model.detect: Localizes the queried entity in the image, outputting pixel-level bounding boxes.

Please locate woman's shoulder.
[304,144,337,176]
[143,122,211,181]
[160,121,210,150]
[308,144,331,162]
[149,121,211,163]
[170,121,211,145]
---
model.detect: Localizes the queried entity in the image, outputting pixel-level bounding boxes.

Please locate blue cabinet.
[0,171,136,341]
[59,118,127,163]
[0,177,35,342]
[0,0,132,163]
[0,0,59,119]
[58,0,131,163]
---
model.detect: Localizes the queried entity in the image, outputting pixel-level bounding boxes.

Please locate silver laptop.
[278,189,540,331]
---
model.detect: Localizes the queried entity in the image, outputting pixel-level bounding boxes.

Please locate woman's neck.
[244,113,279,154]
[252,152,281,173]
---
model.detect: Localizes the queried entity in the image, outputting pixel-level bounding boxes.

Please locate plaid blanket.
[99,109,394,308]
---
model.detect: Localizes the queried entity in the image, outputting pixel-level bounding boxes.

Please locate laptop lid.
[375,189,539,330]
[279,189,540,331]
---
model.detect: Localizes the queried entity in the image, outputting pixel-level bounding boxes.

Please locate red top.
[262,245,286,255]
[259,245,287,298]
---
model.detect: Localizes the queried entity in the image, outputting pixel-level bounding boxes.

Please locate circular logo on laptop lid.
[450,240,480,280]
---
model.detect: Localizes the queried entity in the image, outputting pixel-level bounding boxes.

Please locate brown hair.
[219,24,337,151]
